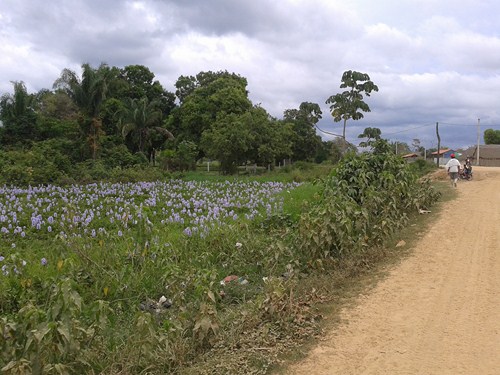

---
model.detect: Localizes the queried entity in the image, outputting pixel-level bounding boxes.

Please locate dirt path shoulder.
[286,166,500,375]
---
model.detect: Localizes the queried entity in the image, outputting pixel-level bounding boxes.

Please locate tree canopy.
[0,63,368,182]
[326,70,378,141]
[484,129,500,144]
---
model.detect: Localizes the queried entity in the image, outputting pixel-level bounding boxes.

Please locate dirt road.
[287,166,500,375]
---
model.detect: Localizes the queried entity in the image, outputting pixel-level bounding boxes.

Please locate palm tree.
[53,63,112,159]
[0,81,37,145]
[119,97,174,163]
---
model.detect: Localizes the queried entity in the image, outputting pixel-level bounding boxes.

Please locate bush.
[409,158,437,176]
[101,145,144,169]
[0,143,74,186]
[292,161,315,171]
[299,139,441,260]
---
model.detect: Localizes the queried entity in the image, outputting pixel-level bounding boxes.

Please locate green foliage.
[0,142,74,185]
[484,128,500,144]
[326,70,379,140]
[1,65,341,178]
[201,113,254,174]
[170,71,252,153]
[176,140,198,170]
[0,81,38,145]
[159,141,198,172]
[358,127,381,148]
[119,97,165,153]
[53,63,115,160]
[1,279,111,374]
[283,102,323,162]
[299,139,441,260]
[408,159,438,177]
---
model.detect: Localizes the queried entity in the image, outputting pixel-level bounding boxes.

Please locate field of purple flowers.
[0,178,309,373]
[0,180,300,276]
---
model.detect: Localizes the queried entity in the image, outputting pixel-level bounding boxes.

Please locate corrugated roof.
[431,148,451,155]
[463,144,500,160]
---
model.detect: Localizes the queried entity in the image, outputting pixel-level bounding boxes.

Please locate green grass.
[0,163,444,374]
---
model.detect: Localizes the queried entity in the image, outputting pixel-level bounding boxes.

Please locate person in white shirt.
[445,153,461,187]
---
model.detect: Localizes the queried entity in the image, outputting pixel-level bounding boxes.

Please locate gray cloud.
[1,0,500,149]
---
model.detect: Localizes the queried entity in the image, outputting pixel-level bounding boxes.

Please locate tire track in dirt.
[286,166,500,375]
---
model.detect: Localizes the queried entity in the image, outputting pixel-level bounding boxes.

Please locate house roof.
[463,144,500,160]
[431,148,452,155]
[402,153,418,158]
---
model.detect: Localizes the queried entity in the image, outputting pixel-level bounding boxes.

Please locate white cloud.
[1,0,500,149]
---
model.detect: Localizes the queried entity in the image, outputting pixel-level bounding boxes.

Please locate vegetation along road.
[287,166,500,375]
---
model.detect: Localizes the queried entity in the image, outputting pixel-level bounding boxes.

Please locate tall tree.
[0,81,38,145]
[325,70,379,140]
[35,89,80,142]
[200,112,254,174]
[53,63,113,159]
[120,65,176,117]
[119,97,173,163]
[283,102,323,161]
[168,71,252,155]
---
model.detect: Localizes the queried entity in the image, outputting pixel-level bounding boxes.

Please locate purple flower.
[41,258,48,266]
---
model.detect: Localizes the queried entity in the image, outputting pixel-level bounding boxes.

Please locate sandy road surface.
[287,166,500,375]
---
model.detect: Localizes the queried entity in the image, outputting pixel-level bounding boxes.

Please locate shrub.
[409,158,437,177]
[299,139,441,260]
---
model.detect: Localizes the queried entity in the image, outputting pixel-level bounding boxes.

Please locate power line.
[315,124,343,138]
[440,122,500,127]
[383,123,434,136]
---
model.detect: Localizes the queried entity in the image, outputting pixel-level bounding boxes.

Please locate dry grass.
[178,182,453,375]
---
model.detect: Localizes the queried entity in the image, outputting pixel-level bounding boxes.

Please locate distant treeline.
[0,64,349,183]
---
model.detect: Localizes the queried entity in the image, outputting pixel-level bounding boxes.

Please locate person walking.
[445,153,461,187]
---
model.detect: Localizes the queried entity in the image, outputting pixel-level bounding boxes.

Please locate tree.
[484,129,500,144]
[168,71,252,156]
[0,81,38,145]
[390,141,411,155]
[35,90,80,149]
[119,65,176,117]
[119,97,173,163]
[325,70,379,140]
[358,127,382,149]
[53,63,114,159]
[283,102,323,161]
[245,106,292,168]
[200,112,254,174]
[412,138,421,153]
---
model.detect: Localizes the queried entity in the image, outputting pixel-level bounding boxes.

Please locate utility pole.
[436,122,441,167]
[476,118,480,166]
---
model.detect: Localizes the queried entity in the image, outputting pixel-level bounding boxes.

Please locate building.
[431,149,457,166]
[462,144,500,167]
[401,153,419,162]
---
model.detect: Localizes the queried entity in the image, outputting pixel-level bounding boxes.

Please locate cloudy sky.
[1,0,500,149]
